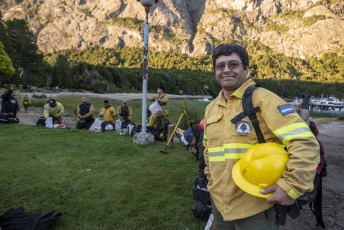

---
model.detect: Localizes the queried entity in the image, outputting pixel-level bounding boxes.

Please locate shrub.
[32,94,47,98]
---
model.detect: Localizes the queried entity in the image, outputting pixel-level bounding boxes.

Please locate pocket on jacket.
[206,113,224,142]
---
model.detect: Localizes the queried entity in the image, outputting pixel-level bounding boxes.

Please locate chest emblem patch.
[235,121,252,136]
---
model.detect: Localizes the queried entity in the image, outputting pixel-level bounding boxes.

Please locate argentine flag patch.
[278,105,295,116]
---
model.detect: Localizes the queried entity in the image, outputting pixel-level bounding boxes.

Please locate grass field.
[0,98,209,229]
[0,124,207,229]
[2,95,343,229]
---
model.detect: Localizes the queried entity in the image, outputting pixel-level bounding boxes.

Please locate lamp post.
[137,0,159,133]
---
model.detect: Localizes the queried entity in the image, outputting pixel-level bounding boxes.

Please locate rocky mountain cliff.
[1,0,344,59]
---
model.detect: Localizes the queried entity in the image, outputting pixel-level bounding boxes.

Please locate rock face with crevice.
[1,0,344,58]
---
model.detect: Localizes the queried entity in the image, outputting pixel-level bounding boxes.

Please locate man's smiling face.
[215,53,248,96]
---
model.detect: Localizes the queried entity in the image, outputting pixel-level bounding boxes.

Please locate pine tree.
[4,18,44,84]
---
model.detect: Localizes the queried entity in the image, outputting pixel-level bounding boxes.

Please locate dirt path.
[281,119,344,230]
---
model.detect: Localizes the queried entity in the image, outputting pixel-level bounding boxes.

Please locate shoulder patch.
[278,105,295,116]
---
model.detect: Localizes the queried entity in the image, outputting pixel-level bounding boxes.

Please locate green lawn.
[0,124,206,229]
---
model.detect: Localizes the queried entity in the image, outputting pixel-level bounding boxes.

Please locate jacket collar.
[214,79,256,107]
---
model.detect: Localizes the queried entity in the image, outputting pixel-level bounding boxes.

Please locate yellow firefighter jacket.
[21,97,31,105]
[99,106,117,123]
[203,79,320,221]
[149,93,168,116]
[44,102,65,119]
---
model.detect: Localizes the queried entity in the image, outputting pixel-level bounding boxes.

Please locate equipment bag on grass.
[193,178,211,206]
[192,178,212,221]
[0,206,62,230]
[36,116,46,127]
[45,117,54,128]
[131,124,142,135]
[115,119,122,130]
[89,118,102,131]
[231,85,327,228]
[0,113,19,124]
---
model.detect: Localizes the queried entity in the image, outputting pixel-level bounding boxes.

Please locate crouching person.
[99,99,117,132]
[76,97,95,129]
[44,99,64,124]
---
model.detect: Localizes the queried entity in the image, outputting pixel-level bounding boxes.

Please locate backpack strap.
[231,86,266,144]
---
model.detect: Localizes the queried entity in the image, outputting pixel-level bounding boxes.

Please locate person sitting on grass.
[99,99,117,132]
[1,86,20,121]
[43,99,65,124]
[117,100,133,126]
[76,97,95,129]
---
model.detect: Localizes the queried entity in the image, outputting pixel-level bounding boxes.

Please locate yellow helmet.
[232,143,289,198]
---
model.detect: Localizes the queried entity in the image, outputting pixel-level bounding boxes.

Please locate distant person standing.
[148,86,168,129]
[298,93,310,126]
[21,95,31,113]
[76,97,95,129]
[44,99,65,124]
[117,100,133,125]
[99,99,117,131]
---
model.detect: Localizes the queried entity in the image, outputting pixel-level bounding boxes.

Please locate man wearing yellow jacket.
[148,86,168,128]
[117,100,133,124]
[203,43,320,229]
[99,99,117,131]
[21,95,31,113]
[44,99,65,124]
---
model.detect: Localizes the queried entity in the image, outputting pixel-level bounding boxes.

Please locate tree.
[53,55,73,88]
[0,41,15,85]
[4,18,44,85]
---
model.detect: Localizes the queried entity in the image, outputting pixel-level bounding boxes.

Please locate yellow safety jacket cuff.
[276,179,300,200]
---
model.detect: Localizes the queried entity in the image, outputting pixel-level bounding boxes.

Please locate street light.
[137,0,159,134]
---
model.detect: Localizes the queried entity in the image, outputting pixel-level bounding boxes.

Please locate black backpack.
[231,86,327,228]
[192,178,212,221]
[36,116,46,126]
[131,124,142,135]
[0,113,19,124]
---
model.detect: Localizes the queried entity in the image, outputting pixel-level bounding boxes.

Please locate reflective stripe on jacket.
[149,94,168,116]
[203,79,320,221]
[21,97,31,105]
[44,102,65,119]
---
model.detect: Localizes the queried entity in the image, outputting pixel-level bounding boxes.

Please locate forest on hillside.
[1,15,344,98]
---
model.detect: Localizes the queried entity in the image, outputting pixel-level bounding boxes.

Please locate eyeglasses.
[215,61,243,71]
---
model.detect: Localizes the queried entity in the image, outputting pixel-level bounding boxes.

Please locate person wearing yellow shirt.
[148,86,168,129]
[99,99,117,131]
[43,99,65,124]
[204,43,319,230]
[117,100,133,125]
[21,95,31,113]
